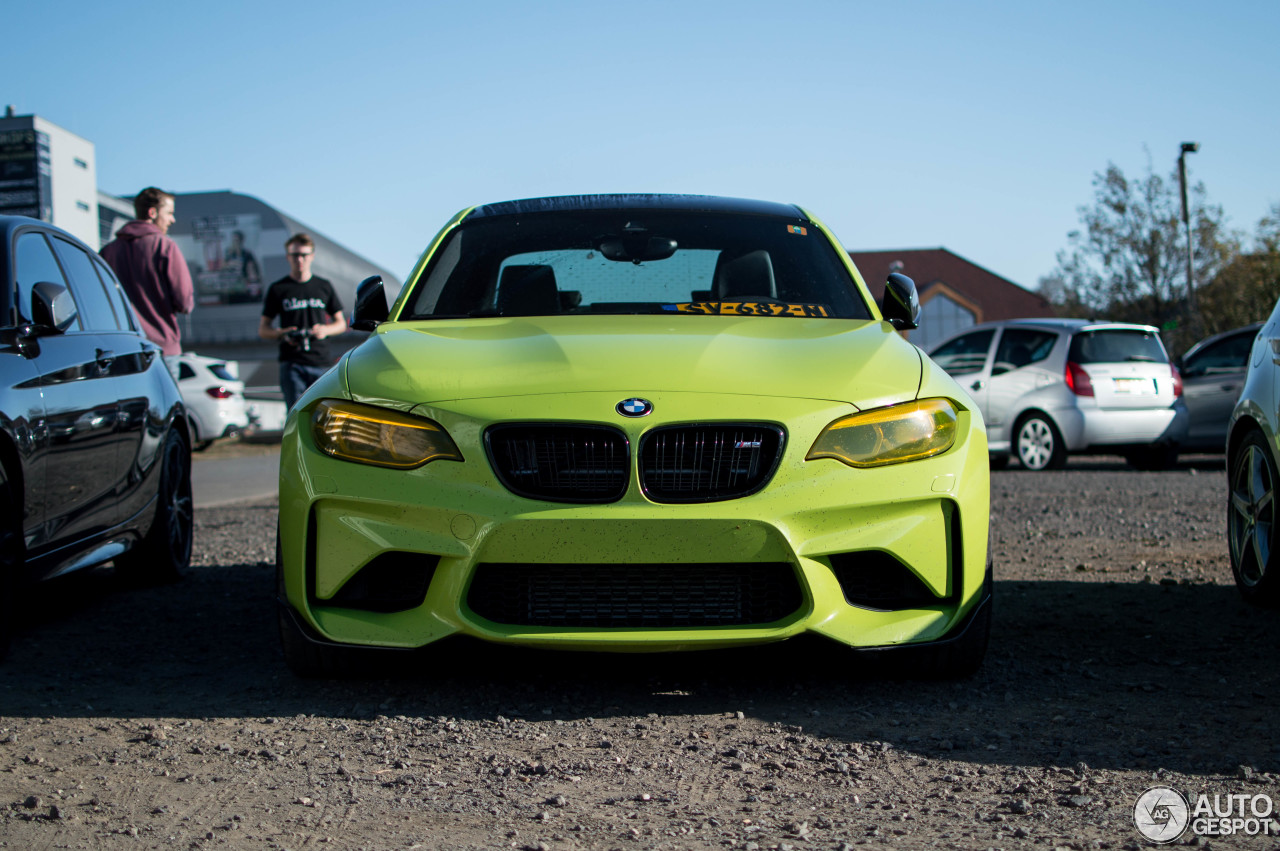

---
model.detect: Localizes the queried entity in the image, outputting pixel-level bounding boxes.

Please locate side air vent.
[829,551,942,611]
[325,552,439,613]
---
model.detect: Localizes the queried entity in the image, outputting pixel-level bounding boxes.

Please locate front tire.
[1015,413,1066,471]
[276,533,367,678]
[1228,430,1280,606]
[115,428,193,584]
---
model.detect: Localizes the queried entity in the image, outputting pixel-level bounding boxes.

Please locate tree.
[1045,155,1229,354]
[1197,203,1280,334]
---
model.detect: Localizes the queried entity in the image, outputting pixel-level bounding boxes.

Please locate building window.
[73,157,88,169]
[913,292,976,352]
[76,200,91,211]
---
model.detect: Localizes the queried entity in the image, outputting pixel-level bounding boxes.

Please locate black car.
[0,216,194,656]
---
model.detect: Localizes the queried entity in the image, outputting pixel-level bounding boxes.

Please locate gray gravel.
[2,454,1278,849]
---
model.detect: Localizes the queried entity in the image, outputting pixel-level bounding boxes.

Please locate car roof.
[0,214,88,247]
[464,194,808,222]
[1181,321,1265,359]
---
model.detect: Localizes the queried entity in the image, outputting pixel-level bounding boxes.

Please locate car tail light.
[1170,364,1183,397]
[1065,361,1094,396]
[205,386,235,399]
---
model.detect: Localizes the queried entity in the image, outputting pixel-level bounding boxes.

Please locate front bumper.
[278,391,990,653]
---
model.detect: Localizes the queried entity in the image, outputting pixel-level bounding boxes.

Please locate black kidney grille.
[486,424,629,503]
[467,562,802,628]
[640,425,784,502]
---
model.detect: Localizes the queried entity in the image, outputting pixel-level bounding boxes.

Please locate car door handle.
[970,380,984,391]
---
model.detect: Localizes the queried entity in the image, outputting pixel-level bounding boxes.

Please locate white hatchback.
[173,353,250,450]
[929,319,1189,470]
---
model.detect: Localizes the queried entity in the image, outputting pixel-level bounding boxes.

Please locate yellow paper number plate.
[669,302,831,317]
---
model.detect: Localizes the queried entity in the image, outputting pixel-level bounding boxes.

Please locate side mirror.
[351,275,389,331]
[881,273,919,330]
[31,281,78,332]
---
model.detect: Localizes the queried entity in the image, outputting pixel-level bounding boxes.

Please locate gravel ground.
[3,453,1279,850]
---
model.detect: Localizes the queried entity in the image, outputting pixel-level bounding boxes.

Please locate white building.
[0,109,99,249]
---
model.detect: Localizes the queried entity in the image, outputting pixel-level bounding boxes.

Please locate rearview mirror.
[598,236,678,264]
[881,273,919,330]
[351,276,389,331]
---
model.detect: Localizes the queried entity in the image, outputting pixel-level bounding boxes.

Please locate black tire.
[1228,429,1280,606]
[114,428,193,584]
[0,465,21,661]
[1015,413,1066,471]
[1126,446,1179,471]
[276,532,368,678]
[919,559,993,679]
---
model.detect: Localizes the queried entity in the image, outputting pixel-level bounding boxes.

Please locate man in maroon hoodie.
[100,187,195,356]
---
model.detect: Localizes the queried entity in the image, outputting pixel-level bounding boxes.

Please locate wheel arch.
[1228,415,1268,462]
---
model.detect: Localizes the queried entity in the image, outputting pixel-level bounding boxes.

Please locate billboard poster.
[179,214,265,305]
[0,129,52,221]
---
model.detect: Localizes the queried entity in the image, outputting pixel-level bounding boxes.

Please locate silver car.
[928,319,1188,470]
[1226,307,1280,604]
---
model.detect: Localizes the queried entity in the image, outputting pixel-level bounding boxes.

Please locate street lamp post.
[1178,142,1200,328]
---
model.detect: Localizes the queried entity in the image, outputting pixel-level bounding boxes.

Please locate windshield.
[401,211,873,320]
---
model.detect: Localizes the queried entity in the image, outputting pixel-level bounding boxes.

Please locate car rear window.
[401,210,873,320]
[1067,329,1168,364]
[208,363,236,381]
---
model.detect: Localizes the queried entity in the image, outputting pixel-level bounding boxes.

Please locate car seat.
[497,265,560,315]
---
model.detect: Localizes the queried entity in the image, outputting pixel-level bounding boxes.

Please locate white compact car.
[929,319,1188,470]
[173,353,250,450]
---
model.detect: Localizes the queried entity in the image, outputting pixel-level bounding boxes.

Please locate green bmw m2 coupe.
[276,194,992,677]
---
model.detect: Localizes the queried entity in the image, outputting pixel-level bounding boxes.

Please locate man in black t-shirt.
[258,233,347,410]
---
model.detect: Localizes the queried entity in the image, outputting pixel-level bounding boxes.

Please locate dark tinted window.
[92,255,138,332]
[993,329,1057,375]
[1068,329,1168,364]
[14,231,70,324]
[178,362,196,380]
[1182,331,1255,377]
[51,237,123,331]
[208,363,235,381]
[929,329,994,376]
[404,211,872,320]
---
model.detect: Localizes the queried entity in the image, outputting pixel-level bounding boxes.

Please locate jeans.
[280,362,331,411]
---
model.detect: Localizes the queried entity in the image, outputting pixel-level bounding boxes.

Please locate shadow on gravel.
[2,561,1274,779]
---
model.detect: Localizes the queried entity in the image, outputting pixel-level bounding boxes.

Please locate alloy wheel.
[1230,441,1275,586]
[1017,418,1055,470]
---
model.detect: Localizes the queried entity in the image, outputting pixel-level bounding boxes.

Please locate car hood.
[344,315,922,410]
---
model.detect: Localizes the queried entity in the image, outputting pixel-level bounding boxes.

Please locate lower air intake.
[467,562,802,627]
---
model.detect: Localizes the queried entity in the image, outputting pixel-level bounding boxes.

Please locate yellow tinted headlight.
[311,400,463,469]
[806,398,959,468]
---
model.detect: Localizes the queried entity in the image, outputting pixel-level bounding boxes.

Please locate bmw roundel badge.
[616,397,653,418]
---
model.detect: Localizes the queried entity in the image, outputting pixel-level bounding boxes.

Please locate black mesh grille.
[640,424,784,503]
[467,562,802,627]
[486,424,629,503]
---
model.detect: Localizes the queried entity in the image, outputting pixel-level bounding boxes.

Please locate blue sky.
[10,1,1278,290]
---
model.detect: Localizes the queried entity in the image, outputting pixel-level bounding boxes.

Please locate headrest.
[497,265,559,316]
[714,250,776,299]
